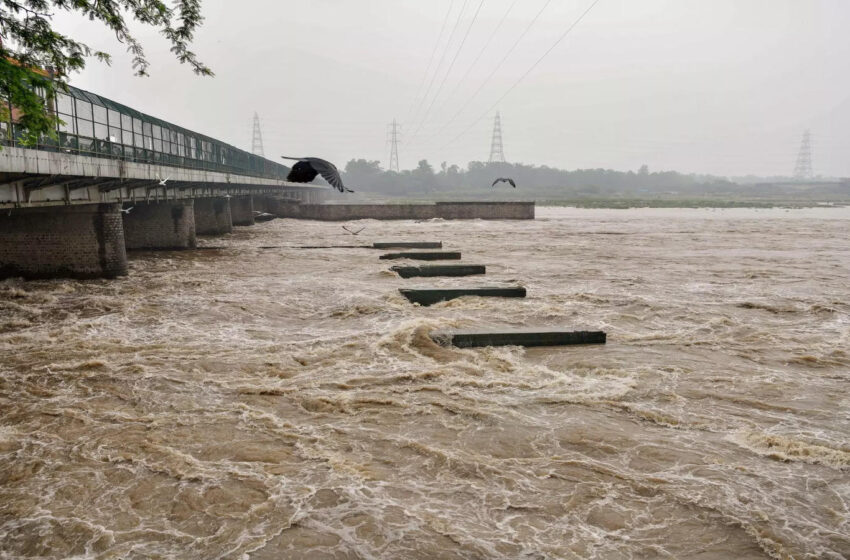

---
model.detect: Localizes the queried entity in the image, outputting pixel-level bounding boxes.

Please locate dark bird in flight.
[281,156,354,193]
[341,225,366,236]
[492,177,516,188]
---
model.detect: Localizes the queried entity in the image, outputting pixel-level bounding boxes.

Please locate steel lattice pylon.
[488,111,506,163]
[793,129,813,180]
[251,112,265,158]
[387,119,400,172]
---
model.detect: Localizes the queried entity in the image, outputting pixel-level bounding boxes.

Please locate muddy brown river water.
[1,206,849,559]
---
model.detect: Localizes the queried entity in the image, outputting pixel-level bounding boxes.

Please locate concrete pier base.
[391,264,486,278]
[122,200,196,250]
[0,203,127,279]
[379,251,461,261]
[399,286,526,306]
[193,197,232,235]
[251,195,269,214]
[231,195,254,226]
[266,197,301,217]
[432,329,607,348]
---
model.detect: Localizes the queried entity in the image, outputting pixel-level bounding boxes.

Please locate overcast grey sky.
[53,0,850,177]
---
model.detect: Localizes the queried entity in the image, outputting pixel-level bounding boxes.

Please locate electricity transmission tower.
[488,111,506,163]
[387,119,401,172]
[251,112,265,157]
[793,129,813,180]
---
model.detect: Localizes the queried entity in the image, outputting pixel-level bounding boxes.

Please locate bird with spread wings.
[281,156,354,193]
[491,177,516,188]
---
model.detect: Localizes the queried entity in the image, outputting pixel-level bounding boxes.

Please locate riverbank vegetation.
[340,159,849,208]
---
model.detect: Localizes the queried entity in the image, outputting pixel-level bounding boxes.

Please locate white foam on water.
[2,207,850,558]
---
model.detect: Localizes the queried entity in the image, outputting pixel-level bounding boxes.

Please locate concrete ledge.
[431,329,607,348]
[272,201,534,221]
[373,241,442,249]
[380,251,461,261]
[435,201,535,220]
[391,264,486,278]
[399,286,526,306]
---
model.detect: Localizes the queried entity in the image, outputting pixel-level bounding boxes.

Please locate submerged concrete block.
[399,286,526,306]
[431,328,607,348]
[379,251,461,261]
[391,264,486,278]
[373,241,442,249]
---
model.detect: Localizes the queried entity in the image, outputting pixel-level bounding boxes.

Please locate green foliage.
[0,0,211,142]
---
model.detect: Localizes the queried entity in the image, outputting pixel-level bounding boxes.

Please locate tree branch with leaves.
[0,0,212,145]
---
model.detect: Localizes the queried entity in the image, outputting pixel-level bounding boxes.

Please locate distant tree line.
[341,159,739,199]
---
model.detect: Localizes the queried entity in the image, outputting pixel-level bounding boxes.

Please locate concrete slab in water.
[380,251,461,261]
[373,241,442,249]
[391,264,486,278]
[399,286,525,306]
[431,329,606,348]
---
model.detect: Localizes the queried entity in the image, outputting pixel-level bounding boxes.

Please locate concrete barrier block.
[373,241,442,249]
[431,329,607,348]
[391,265,486,278]
[399,286,525,306]
[379,251,461,261]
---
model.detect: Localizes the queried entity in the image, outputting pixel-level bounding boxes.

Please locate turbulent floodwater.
[1,206,849,560]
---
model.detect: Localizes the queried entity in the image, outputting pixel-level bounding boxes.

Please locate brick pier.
[0,203,128,279]
[122,200,197,250]
[193,197,233,235]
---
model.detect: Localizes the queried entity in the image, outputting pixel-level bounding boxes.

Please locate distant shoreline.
[352,194,849,209]
[537,199,848,209]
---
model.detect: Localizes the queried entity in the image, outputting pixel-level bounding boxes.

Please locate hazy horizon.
[50,1,850,178]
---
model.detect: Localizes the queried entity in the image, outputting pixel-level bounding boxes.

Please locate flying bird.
[491,177,516,188]
[342,225,365,236]
[281,156,354,193]
[157,176,169,186]
[120,206,133,214]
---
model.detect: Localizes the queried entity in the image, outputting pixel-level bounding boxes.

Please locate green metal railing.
[2,86,289,181]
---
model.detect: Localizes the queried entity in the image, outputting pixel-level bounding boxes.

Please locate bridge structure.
[0,85,328,279]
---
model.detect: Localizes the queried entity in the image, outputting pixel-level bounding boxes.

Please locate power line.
[412,0,555,147]
[406,1,457,123]
[409,0,487,139]
[429,0,521,127]
[439,0,601,151]
[409,0,472,125]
